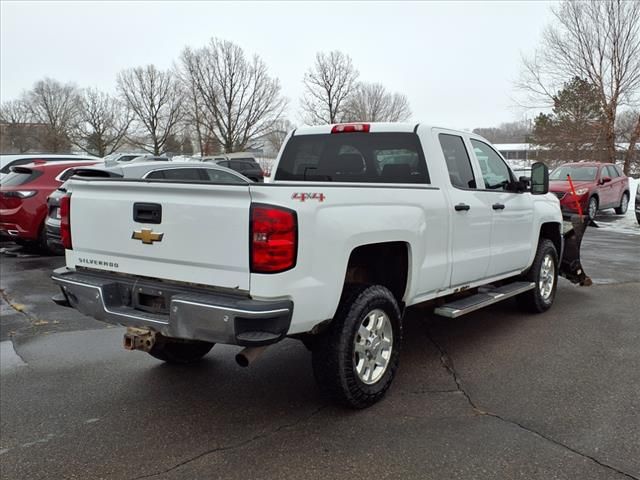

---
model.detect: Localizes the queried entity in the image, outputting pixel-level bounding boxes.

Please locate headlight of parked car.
[574,188,589,196]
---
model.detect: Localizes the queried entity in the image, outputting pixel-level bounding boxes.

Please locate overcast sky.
[1,0,556,130]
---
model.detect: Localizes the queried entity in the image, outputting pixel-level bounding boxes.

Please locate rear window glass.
[146,168,204,181]
[275,133,429,183]
[550,166,597,181]
[1,170,43,186]
[204,169,246,184]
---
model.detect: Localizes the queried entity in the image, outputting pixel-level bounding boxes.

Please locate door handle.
[454,203,471,211]
[492,203,505,210]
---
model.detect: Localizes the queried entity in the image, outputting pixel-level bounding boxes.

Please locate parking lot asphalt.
[1,226,639,480]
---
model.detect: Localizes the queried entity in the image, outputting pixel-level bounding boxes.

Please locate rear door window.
[605,165,619,178]
[1,169,43,186]
[275,132,429,183]
[438,134,476,189]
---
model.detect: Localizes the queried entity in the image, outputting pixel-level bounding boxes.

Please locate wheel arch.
[538,221,563,263]
[343,241,410,306]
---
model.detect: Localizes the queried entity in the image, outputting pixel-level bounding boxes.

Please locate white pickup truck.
[52,123,589,408]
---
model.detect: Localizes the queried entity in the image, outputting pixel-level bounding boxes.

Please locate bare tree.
[117,65,184,155]
[178,39,286,153]
[301,51,359,125]
[518,0,640,173]
[265,119,294,155]
[72,88,132,157]
[177,48,212,155]
[28,78,80,152]
[0,99,35,153]
[617,109,640,173]
[343,82,411,122]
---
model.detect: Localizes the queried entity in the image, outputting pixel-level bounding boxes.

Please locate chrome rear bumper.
[51,268,293,346]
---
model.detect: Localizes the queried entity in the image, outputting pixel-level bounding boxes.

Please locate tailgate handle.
[133,203,162,224]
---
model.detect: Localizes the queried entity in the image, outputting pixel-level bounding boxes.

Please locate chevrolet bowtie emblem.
[132,228,164,244]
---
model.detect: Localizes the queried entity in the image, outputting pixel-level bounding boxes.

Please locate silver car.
[45,161,247,253]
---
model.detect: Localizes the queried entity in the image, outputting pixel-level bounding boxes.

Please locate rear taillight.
[60,194,72,250]
[331,123,370,133]
[250,204,297,273]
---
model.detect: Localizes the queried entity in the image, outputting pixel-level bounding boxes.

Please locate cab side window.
[438,134,476,189]
[470,139,512,191]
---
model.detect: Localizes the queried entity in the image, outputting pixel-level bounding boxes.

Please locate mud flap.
[560,215,592,286]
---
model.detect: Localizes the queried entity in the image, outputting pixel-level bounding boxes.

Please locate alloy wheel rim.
[589,199,597,218]
[621,195,628,212]
[539,254,555,300]
[353,308,393,385]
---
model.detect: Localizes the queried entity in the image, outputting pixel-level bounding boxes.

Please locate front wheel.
[615,192,629,215]
[587,196,598,220]
[517,239,558,313]
[312,285,402,409]
[148,335,214,364]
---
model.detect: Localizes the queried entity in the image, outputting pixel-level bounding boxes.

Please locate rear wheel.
[517,239,558,313]
[148,335,214,364]
[615,192,629,215]
[312,284,402,409]
[587,196,598,220]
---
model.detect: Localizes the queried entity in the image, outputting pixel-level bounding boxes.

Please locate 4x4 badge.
[132,228,164,244]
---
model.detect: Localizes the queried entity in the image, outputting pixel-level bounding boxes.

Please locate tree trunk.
[622,115,640,175]
[604,107,617,164]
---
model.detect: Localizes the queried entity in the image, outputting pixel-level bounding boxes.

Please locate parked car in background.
[102,152,145,166]
[549,162,630,219]
[635,182,640,225]
[202,153,264,182]
[0,159,100,251]
[45,161,247,253]
[0,154,99,181]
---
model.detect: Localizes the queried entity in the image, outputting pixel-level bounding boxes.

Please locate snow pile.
[595,177,639,236]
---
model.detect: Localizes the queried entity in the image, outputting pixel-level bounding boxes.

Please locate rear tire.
[148,336,214,364]
[615,192,629,215]
[517,239,558,313]
[312,284,402,409]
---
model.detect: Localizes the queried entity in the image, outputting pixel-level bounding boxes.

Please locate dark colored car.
[0,160,100,251]
[635,182,640,225]
[203,156,264,182]
[549,162,630,219]
[45,162,247,253]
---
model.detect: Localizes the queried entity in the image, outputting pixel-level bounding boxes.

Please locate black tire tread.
[517,239,558,313]
[614,192,629,215]
[312,284,402,409]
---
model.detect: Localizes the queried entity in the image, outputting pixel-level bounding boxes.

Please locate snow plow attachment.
[560,214,592,286]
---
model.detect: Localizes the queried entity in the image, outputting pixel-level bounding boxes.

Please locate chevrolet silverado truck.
[51,123,589,408]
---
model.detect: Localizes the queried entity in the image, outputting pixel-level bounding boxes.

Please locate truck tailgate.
[66,180,251,290]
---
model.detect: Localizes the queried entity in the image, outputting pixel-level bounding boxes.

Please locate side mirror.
[600,176,612,184]
[530,162,549,195]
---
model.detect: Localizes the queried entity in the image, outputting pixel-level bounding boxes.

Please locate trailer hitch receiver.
[123,327,157,352]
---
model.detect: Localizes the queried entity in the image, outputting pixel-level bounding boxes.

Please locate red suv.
[0,160,100,251]
[549,162,630,219]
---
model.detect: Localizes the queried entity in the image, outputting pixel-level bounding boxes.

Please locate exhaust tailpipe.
[235,346,268,367]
